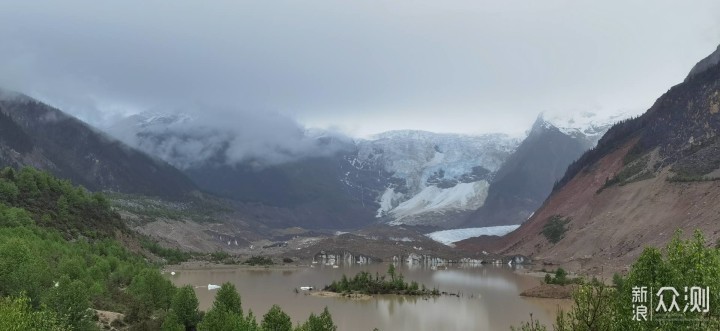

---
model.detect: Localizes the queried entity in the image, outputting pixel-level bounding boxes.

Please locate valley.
[1,3,719,329]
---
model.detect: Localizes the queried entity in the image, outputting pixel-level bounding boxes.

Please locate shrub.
[261,305,292,331]
[542,216,569,244]
[244,256,273,266]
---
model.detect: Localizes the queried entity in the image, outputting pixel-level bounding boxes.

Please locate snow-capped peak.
[533,111,629,144]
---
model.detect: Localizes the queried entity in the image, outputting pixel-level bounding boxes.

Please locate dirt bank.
[520,284,577,299]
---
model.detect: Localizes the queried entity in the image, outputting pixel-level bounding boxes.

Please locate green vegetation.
[510,314,547,331]
[245,255,274,266]
[667,172,720,182]
[0,294,68,331]
[171,285,201,329]
[262,305,293,331]
[210,251,234,264]
[598,154,652,192]
[512,230,720,330]
[108,191,232,225]
[325,264,440,296]
[196,283,337,331]
[139,236,193,264]
[543,268,586,286]
[0,166,123,239]
[542,215,570,244]
[296,307,338,331]
[0,167,339,330]
[0,167,187,329]
[553,116,645,192]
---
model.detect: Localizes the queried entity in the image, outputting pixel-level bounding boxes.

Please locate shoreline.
[164,260,310,271]
[307,291,373,300]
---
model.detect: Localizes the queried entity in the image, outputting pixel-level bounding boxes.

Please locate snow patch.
[543,111,630,144]
[376,187,404,217]
[426,225,520,246]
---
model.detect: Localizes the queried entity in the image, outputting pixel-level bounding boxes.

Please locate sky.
[0,0,719,139]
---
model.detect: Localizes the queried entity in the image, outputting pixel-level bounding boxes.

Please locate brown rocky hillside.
[457,44,720,277]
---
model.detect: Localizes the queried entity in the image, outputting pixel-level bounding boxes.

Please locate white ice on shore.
[426,225,520,246]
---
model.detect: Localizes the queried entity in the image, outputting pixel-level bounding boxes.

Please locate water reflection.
[169,264,566,331]
[432,269,517,292]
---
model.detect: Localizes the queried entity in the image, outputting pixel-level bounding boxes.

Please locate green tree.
[262,304,292,331]
[554,268,568,285]
[44,275,93,330]
[171,285,200,330]
[198,308,246,331]
[161,311,186,331]
[542,215,569,244]
[515,230,720,331]
[197,282,249,331]
[56,195,71,221]
[297,307,337,331]
[212,282,242,315]
[0,179,19,202]
[387,264,396,282]
[0,294,66,331]
[244,310,260,331]
[129,269,176,311]
[0,237,49,302]
[16,168,40,199]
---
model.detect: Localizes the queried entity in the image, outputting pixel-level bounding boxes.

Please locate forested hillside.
[0,167,338,330]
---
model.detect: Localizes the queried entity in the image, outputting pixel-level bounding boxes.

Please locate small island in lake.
[323,264,440,296]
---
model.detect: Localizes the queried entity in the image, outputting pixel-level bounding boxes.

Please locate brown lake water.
[169,264,568,331]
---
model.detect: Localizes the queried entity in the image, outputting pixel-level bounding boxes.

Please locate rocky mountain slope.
[0,91,196,197]
[458,44,720,276]
[109,110,621,230]
[112,115,522,229]
[464,114,618,227]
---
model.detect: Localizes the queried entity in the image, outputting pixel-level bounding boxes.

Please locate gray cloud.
[0,0,719,143]
[104,107,354,169]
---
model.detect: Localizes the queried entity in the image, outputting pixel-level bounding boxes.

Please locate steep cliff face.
[464,117,594,227]
[686,44,720,81]
[0,91,197,197]
[458,44,720,275]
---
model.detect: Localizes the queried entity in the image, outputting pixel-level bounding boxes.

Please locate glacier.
[350,130,521,226]
[388,181,490,224]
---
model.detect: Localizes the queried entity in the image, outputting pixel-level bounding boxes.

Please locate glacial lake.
[168,264,568,331]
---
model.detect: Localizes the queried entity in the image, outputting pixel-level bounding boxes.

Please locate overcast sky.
[1,0,719,138]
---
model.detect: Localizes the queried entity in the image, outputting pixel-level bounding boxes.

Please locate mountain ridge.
[0,90,197,197]
[458,43,720,276]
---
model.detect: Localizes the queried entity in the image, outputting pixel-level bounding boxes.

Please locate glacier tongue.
[388,180,490,225]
